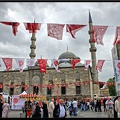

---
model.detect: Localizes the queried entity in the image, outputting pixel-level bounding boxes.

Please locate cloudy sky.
[0,2,119,82]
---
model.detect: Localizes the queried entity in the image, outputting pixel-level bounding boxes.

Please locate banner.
[11,95,26,110]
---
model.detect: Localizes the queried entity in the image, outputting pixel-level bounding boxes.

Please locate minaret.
[29,33,36,59]
[88,11,99,99]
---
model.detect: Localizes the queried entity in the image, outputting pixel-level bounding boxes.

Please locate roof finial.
[34,17,35,23]
[66,46,69,52]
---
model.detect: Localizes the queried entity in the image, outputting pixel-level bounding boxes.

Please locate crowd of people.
[21,96,120,118]
[1,93,120,118]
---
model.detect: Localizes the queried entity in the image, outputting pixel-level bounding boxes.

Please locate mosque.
[0,46,97,100]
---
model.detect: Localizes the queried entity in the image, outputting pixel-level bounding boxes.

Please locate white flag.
[84,60,91,70]
[26,59,35,67]
[15,58,25,72]
[52,59,60,72]
[96,60,105,72]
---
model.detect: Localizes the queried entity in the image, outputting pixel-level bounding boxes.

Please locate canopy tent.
[20,91,27,95]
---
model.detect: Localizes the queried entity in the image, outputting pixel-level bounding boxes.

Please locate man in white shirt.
[105,97,114,118]
[48,98,55,118]
[72,98,78,116]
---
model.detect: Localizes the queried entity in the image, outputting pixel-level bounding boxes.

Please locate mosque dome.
[58,47,80,64]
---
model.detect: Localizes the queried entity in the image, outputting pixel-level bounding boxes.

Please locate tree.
[107,77,116,96]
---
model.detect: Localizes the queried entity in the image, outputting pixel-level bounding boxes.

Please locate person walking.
[42,102,49,118]
[2,100,10,118]
[48,98,55,118]
[105,97,114,118]
[72,98,78,116]
[31,102,36,118]
[114,96,120,118]
[34,102,42,118]
[53,99,67,118]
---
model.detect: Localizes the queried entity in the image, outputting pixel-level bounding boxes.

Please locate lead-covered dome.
[58,51,77,59]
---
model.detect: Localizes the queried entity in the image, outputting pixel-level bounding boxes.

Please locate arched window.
[9,82,14,96]
[60,72,66,94]
[47,73,53,95]
[75,72,81,94]
[47,87,51,95]
[33,86,38,94]
[76,71,80,81]
[21,82,25,93]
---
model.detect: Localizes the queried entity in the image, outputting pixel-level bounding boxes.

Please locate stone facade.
[0,65,92,100]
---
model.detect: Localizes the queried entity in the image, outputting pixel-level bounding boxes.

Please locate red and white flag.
[72,59,81,69]
[47,24,65,40]
[92,25,108,45]
[115,60,120,74]
[1,22,20,36]
[84,60,91,70]
[2,58,13,71]
[26,59,35,67]
[113,27,120,45]
[37,59,47,73]
[96,60,105,72]
[66,24,86,39]
[24,22,41,33]
[15,58,25,72]
[52,59,60,72]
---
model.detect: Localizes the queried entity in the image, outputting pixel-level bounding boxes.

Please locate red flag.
[96,60,105,72]
[24,22,41,33]
[37,59,47,73]
[47,24,65,40]
[113,27,120,45]
[1,22,20,36]
[66,24,86,39]
[0,84,3,89]
[72,59,80,69]
[2,58,13,71]
[92,25,108,45]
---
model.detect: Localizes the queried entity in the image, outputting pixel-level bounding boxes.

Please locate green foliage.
[107,78,116,96]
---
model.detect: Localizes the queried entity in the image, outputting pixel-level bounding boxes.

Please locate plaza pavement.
[8,109,108,118]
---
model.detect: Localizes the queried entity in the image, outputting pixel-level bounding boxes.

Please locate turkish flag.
[2,58,13,71]
[38,59,47,73]
[96,60,105,72]
[47,24,65,40]
[92,25,108,45]
[66,24,86,39]
[1,22,20,36]
[113,27,120,45]
[72,59,80,69]
[24,22,41,33]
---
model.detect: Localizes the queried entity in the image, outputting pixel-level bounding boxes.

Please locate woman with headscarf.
[34,102,42,118]
[42,102,49,118]
[2,100,10,118]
